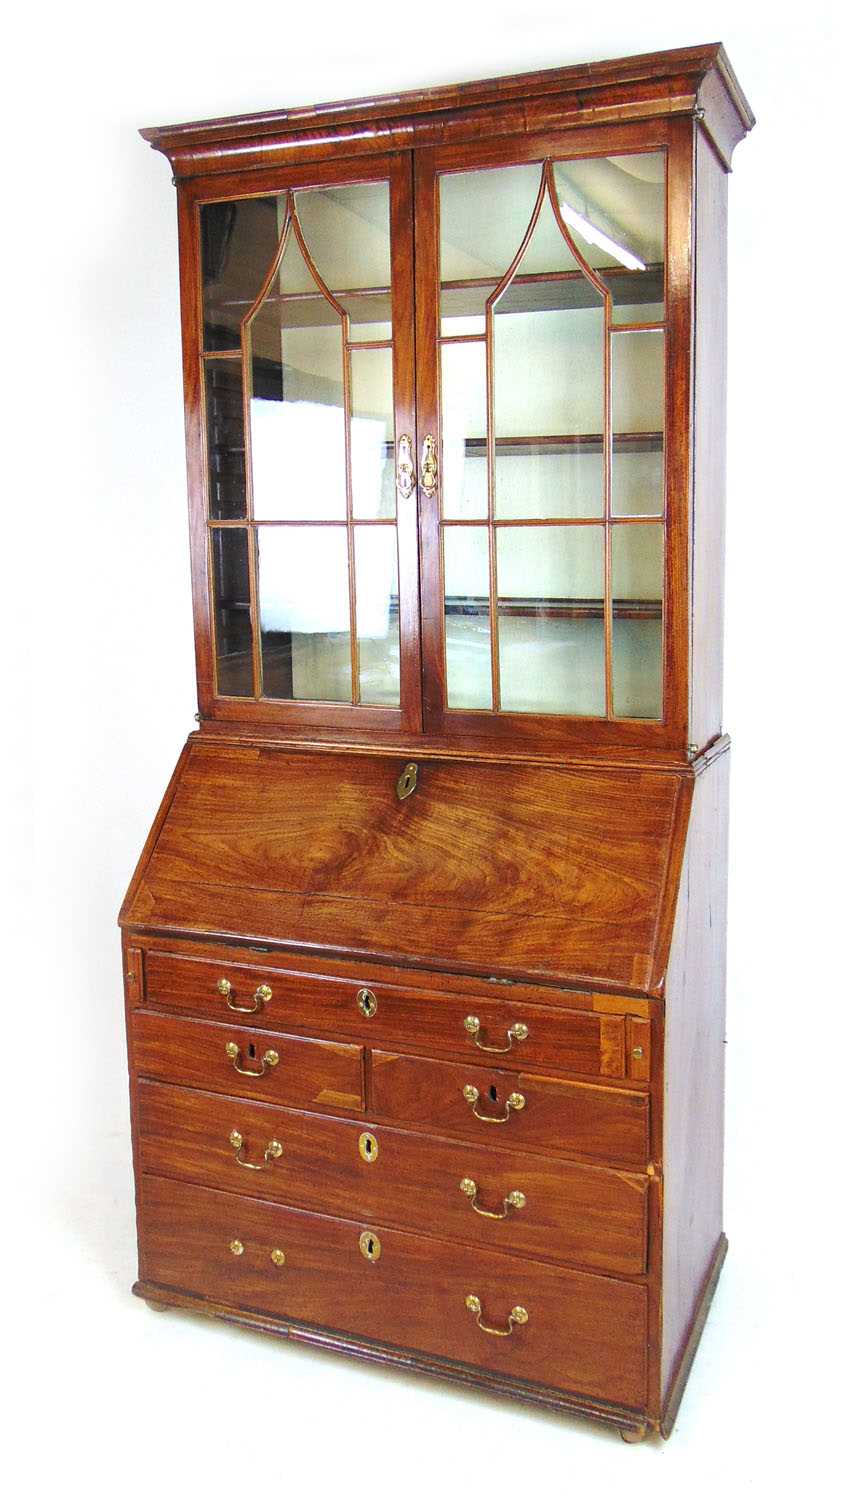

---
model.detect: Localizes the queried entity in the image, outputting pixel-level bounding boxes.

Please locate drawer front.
[136,1081,648,1275]
[142,950,629,1080]
[132,1011,364,1112]
[140,1174,648,1408]
[370,1051,649,1168]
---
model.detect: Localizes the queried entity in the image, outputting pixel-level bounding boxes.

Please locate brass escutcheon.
[395,433,416,500]
[396,762,418,801]
[270,1248,286,1267]
[229,1239,244,1256]
[359,1230,382,1262]
[358,1131,379,1163]
[357,987,378,1018]
[420,434,438,498]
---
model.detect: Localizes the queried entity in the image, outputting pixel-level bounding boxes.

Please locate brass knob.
[217,978,232,997]
[256,984,272,1003]
[270,1248,286,1267]
[632,1045,644,1060]
[229,1239,244,1256]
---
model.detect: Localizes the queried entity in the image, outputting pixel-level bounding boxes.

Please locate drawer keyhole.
[489,1085,498,1102]
[359,1230,382,1262]
[358,1131,379,1163]
[247,1041,257,1061]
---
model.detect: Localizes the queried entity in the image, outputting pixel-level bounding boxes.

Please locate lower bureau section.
[139,1175,648,1410]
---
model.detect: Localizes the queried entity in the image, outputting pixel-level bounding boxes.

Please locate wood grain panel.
[137,1081,649,1275]
[143,950,627,1079]
[132,1010,364,1113]
[369,1051,649,1168]
[139,1174,648,1407]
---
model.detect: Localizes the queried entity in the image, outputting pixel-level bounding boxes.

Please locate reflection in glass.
[611,329,665,517]
[258,526,351,701]
[612,523,664,719]
[201,196,281,350]
[440,163,543,327]
[205,360,246,519]
[356,526,399,705]
[553,154,665,323]
[296,182,392,340]
[441,342,487,519]
[211,528,253,696]
[350,347,395,519]
[497,526,605,716]
[443,527,492,708]
[248,221,347,522]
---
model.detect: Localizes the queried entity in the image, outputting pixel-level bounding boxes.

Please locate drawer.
[136,1081,649,1276]
[132,1011,364,1113]
[139,1174,648,1409]
[141,949,635,1080]
[369,1051,649,1168]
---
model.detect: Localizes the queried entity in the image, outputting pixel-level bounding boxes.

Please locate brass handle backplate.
[462,1084,526,1123]
[225,1041,279,1077]
[228,1129,284,1170]
[396,433,416,500]
[459,1177,526,1219]
[218,977,272,1014]
[464,1015,528,1054]
[465,1294,528,1337]
[420,434,438,498]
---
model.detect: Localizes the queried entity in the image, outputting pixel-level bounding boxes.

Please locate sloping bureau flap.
[121,741,691,995]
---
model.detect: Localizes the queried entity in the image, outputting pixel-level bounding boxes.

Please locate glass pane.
[355,526,399,705]
[205,359,246,519]
[258,526,351,701]
[612,329,664,516]
[201,196,281,350]
[441,342,487,519]
[211,528,253,696]
[443,527,491,709]
[439,163,543,329]
[497,525,605,716]
[350,347,395,519]
[248,226,347,521]
[295,182,392,339]
[612,523,664,719]
[553,153,665,323]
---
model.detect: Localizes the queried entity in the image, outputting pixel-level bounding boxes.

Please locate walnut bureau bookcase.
[122,43,754,1442]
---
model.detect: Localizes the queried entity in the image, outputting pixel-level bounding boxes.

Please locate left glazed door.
[181,153,421,732]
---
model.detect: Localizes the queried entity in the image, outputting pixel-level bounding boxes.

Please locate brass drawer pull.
[218,977,272,1014]
[228,1129,283,1170]
[459,1177,526,1219]
[225,1041,280,1076]
[464,1015,528,1054]
[462,1083,525,1123]
[465,1294,528,1337]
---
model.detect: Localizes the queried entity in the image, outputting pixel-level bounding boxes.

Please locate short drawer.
[141,949,635,1080]
[136,1081,649,1275]
[369,1051,649,1169]
[139,1175,648,1409]
[132,1011,364,1113]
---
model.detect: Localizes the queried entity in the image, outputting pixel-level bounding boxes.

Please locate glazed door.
[184,153,421,732]
[414,124,685,750]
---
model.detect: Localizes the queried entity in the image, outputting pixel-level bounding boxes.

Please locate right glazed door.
[415,123,682,750]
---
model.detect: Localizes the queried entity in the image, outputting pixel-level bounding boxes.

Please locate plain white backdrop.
[5,1,844,1494]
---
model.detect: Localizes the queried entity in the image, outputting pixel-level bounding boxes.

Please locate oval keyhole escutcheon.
[396,762,418,801]
[356,987,377,1018]
[358,1131,379,1163]
[359,1230,382,1262]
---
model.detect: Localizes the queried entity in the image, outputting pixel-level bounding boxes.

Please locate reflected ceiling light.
[558,198,646,272]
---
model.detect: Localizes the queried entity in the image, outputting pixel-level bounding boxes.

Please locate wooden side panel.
[660,748,729,1402]
[122,739,688,993]
[689,129,729,751]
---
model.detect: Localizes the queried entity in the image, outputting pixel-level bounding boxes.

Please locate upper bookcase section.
[141,44,754,177]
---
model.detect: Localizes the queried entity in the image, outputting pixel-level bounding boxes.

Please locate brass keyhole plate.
[358,1131,379,1163]
[359,1230,382,1262]
[396,762,418,800]
[356,987,377,1018]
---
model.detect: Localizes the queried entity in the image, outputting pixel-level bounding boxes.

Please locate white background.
[5,1,844,1494]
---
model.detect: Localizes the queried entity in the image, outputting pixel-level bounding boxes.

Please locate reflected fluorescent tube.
[558,198,646,272]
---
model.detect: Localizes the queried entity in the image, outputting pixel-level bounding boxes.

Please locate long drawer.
[141,949,634,1080]
[136,1081,649,1275]
[132,1011,364,1113]
[369,1051,649,1168]
[139,1174,648,1409]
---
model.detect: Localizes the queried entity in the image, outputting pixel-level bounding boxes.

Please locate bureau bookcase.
[123,43,754,1441]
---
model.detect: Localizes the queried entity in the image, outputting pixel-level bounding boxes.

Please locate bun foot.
[145,1299,169,1312]
[619,1424,648,1444]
